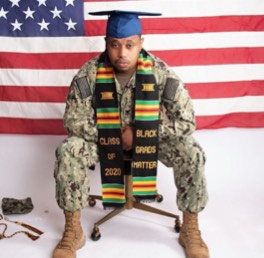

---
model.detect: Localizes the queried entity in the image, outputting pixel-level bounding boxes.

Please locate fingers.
[121,126,134,151]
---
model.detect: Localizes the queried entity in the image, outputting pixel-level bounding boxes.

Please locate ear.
[104,37,107,48]
[140,37,144,48]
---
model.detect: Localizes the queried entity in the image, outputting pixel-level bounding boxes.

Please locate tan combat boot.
[52,210,86,258]
[179,212,209,258]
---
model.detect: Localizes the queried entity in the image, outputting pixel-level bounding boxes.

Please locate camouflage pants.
[54,135,208,213]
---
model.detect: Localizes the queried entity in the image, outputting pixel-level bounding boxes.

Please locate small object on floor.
[0,213,43,241]
[1,197,33,215]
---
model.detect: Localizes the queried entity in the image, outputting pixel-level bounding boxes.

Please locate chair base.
[89,174,181,241]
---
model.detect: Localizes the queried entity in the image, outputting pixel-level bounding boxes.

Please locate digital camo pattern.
[54,50,208,213]
[158,137,208,213]
[1,197,33,215]
[54,136,98,211]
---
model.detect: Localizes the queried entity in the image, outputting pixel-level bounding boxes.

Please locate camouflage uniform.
[54,51,208,213]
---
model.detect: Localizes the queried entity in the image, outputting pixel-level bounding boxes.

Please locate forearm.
[159,111,196,142]
[63,84,98,142]
[159,79,196,141]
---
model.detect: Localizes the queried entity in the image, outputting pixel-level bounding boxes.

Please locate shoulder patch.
[162,78,179,101]
[76,77,92,99]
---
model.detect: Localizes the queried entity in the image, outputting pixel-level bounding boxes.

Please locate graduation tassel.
[24,232,40,241]
[0,214,43,241]
[5,218,44,235]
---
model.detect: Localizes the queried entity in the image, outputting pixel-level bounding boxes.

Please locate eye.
[126,43,134,49]
[111,42,119,48]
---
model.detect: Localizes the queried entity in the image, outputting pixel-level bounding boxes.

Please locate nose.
[118,45,127,58]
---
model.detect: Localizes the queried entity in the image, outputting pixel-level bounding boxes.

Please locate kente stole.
[95,49,159,208]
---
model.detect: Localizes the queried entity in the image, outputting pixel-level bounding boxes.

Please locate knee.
[184,144,206,173]
[54,136,90,180]
[172,138,206,170]
[55,136,99,169]
[55,136,87,160]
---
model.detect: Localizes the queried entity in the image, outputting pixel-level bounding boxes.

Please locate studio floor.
[0,128,263,258]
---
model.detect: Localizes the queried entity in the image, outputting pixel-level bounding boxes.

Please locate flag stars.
[11,19,23,31]
[65,0,75,7]
[65,18,77,30]
[9,0,21,7]
[0,7,8,19]
[1,0,81,36]
[38,19,50,31]
[23,7,35,19]
[50,6,62,19]
[37,0,47,7]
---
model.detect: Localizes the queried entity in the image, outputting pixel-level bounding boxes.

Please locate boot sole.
[178,235,210,258]
[179,237,190,258]
[77,234,86,250]
[178,235,185,248]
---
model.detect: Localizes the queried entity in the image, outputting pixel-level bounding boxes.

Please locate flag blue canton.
[0,0,84,37]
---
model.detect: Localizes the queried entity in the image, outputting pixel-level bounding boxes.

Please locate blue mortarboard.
[89,10,162,38]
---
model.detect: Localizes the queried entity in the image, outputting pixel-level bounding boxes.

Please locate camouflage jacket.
[63,50,196,143]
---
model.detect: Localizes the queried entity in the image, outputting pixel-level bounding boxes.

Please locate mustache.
[117,58,128,62]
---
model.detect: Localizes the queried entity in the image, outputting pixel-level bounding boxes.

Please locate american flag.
[0,0,264,134]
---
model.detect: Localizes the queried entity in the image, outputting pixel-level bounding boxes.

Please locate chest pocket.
[120,87,135,125]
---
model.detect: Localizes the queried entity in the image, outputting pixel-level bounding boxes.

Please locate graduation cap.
[89,10,162,38]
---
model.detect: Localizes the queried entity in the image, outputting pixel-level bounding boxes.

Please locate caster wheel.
[91,228,101,241]
[174,218,181,233]
[89,198,96,207]
[156,194,163,203]
[175,224,181,233]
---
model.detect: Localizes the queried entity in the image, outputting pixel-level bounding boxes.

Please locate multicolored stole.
[132,53,159,201]
[95,49,159,208]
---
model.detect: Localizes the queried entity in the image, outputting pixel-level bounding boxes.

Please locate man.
[53,10,209,258]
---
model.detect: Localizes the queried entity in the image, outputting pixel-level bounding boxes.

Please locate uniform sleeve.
[63,65,98,142]
[158,69,196,142]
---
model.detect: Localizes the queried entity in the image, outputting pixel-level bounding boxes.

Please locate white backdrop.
[0,128,264,258]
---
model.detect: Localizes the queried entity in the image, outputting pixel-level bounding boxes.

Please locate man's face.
[105,35,144,74]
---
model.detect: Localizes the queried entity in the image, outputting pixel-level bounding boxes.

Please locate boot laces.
[57,215,79,250]
[183,217,206,247]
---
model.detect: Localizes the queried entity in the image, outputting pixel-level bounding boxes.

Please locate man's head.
[105,35,144,74]
[89,10,161,74]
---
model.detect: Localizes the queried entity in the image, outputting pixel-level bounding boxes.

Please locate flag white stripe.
[0,69,77,86]
[194,96,264,116]
[85,0,264,19]
[1,96,263,119]
[1,64,264,86]
[143,33,264,51]
[0,102,65,119]
[174,64,264,83]
[1,32,264,53]
[0,36,105,53]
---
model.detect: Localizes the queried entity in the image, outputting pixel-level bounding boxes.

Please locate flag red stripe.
[0,86,68,102]
[0,118,66,134]
[85,15,264,36]
[0,52,98,69]
[186,80,264,99]
[1,81,263,102]
[196,113,264,129]
[1,47,264,69]
[1,113,263,134]
[151,47,264,66]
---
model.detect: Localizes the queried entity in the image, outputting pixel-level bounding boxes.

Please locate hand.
[121,125,134,151]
